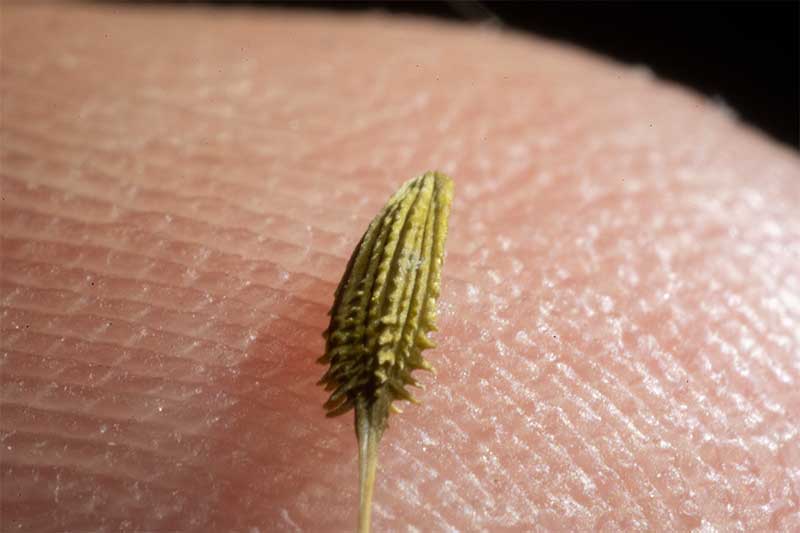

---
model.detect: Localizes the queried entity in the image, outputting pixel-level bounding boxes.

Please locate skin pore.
[1,3,799,532]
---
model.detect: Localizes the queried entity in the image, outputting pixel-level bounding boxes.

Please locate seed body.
[317,171,453,533]
[318,171,453,418]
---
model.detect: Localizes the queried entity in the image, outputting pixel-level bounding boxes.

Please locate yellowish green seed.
[317,171,453,533]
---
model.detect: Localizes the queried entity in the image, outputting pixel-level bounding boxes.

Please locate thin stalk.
[356,400,380,533]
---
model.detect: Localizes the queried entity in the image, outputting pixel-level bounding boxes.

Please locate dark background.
[200,1,799,147]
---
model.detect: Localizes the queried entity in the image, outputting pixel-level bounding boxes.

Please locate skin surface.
[1,3,799,532]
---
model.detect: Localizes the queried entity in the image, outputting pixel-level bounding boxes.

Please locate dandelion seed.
[317,171,454,533]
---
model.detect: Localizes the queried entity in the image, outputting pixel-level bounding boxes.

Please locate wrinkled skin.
[1,3,799,532]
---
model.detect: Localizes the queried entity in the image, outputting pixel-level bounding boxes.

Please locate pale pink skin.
[2,3,799,532]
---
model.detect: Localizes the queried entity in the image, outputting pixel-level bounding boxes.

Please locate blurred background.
[194,1,799,148]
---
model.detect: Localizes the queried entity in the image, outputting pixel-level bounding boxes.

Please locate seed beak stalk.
[355,397,385,533]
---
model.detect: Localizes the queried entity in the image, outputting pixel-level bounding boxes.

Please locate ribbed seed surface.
[318,172,454,417]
